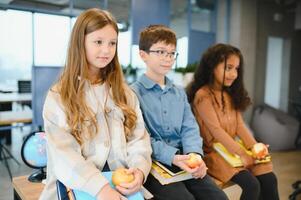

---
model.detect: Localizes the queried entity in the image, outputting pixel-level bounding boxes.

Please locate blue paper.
[72,171,144,200]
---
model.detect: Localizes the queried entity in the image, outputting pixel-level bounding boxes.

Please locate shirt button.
[163,110,167,114]
[167,127,170,130]
[104,141,110,147]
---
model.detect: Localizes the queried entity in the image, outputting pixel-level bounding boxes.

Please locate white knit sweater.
[39,82,152,200]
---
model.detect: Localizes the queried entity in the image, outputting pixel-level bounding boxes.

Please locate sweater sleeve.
[125,90,152,182]
[43,90,109,197]
[236,112,257,149]
[193,91,245,156]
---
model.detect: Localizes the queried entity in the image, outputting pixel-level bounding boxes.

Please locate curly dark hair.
[186,43,251,111]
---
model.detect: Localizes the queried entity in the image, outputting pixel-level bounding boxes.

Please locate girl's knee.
[241,175,260,195]
[268,172,278,185]
[257,172,278,187]
[249,177,261,192]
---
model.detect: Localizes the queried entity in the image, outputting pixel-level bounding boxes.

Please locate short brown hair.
[139,25,177,51]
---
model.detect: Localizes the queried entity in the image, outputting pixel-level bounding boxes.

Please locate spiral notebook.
[56,171,144,200]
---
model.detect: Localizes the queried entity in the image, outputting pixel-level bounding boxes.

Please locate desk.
[0,111,32,126]
[0,93,32,144]
[12,176,44,200]
[0,93,32,103]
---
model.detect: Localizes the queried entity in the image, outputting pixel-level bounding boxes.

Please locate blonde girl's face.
[213,54,240,89]
[84,24,117,73]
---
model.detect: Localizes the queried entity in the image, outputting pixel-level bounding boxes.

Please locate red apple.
[252,143,268,159]
[185,153,202,168]
[112,168,134,186]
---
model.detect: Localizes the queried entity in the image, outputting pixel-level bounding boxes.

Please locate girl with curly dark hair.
[186,43,279,200]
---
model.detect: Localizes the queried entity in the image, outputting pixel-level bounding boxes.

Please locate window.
[264,36,291,111]
[176,36,188,68]
[34,13,71,66]
[0,10,32,90]
[118,30,131,67]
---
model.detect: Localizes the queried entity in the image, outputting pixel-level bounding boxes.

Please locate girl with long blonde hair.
[40,8,152,200]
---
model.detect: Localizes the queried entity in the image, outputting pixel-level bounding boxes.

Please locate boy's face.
[140,41,176,77]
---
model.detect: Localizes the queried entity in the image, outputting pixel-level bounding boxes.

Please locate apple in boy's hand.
[112,168,134,186]
[252,143,268,159]
[185,153,203,168]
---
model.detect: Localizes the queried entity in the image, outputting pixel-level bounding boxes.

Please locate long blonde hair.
[58,8,137,145]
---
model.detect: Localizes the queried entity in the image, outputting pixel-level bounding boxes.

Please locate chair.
[291,101,301,149]
[18,80,31,110]
[251,104,299,150]
[0,139,21,180]
[289,180,301,200]
[289,101,301,200]
[0,102,12,145]
[18,80,31,93]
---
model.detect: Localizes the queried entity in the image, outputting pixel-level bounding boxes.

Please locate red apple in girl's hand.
[252,143,268,159]
[185,153,203,168]
[112,168,134,186]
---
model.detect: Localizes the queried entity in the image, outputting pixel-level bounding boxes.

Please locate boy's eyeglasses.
[146,50,179,60]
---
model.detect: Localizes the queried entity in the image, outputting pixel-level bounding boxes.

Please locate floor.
[0,127,301,200]
[224,150,301,200]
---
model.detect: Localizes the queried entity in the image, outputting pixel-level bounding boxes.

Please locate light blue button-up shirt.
[131,74,203,166]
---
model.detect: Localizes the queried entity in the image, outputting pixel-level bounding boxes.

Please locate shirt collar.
[138,74,174,90]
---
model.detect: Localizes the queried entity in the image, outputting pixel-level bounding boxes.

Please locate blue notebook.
[57,171,144,200]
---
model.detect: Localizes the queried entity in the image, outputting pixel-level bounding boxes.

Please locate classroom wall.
[288,30,301,114]
[225,0,299,121]
[224,0,257,122]
[255,0,295,113]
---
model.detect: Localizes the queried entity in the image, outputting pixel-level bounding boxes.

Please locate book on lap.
[153,160,185,176]
[56,171,144,200]
[213,140,271,168]
[150,160,193,185]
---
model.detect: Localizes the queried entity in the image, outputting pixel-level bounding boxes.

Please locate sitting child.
[186,43,279,200]
[131,25,228,200]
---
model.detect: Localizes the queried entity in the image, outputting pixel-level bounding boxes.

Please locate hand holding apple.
[114,168,144,196]
[112,168,134,186]
[252,143,269,159]
[185,153,203,168]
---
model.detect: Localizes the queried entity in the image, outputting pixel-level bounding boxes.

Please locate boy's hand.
[172,154,196,173]
[190,158,208,179]
[116,168,144,196]
[97,183,123,200]
[173,154,208,178]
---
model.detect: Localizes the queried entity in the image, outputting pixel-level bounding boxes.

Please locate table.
[12,176,44,200]
[0,93,31,103]
[0,110,32,126]
[0,92,32,144]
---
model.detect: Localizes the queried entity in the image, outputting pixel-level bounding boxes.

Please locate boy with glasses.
[131,25,228,200]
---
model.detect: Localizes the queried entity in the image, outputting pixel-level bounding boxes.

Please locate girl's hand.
[97,183,123,200]
[252,143,269,159]
[240,152,254,169]
[116,168,144,196]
